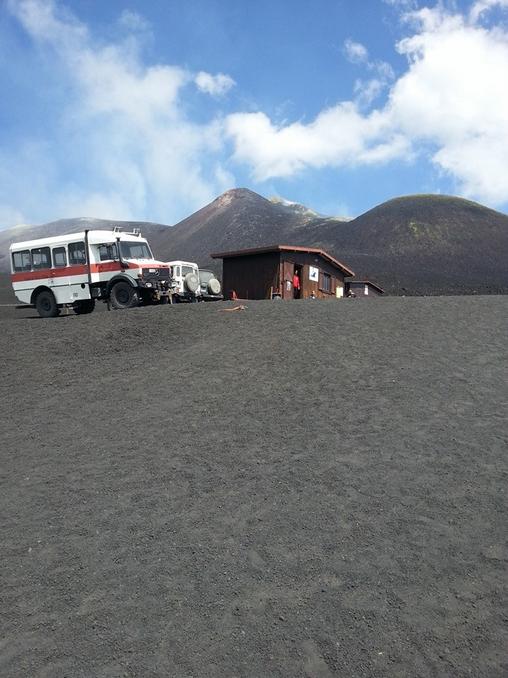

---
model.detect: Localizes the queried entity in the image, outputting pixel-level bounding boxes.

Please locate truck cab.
[167,261,201,302]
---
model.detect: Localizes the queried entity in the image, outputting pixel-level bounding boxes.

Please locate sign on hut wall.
[309,266,319,281]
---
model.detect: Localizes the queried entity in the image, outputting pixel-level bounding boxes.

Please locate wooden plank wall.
[222,252,280,299]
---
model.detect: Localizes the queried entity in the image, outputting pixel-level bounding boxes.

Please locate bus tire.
[73,299,95,315]
[35,289,60,318]
[110,281,140,310]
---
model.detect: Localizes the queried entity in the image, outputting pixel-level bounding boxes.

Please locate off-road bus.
[10,228,172,317]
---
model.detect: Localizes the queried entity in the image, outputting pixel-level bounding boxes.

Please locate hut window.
[321,273,331,293]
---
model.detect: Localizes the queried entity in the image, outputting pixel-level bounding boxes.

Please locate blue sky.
[1,0,507,227]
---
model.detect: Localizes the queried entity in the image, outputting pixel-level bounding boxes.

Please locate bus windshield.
[120,241,153,260]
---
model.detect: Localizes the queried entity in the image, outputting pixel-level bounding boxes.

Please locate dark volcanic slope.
[146,192,508,294]
[1,297,507,678]
[308,195,508,295]
[148,188,318,265]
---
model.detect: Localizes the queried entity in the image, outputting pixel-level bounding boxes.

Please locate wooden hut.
[345,280,384,297]
[211,245,355,300]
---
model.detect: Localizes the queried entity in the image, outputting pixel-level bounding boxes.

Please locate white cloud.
[343,39,369,64]
[195,71,236,96]
[470,0,508,23]
[0,138,136,225]
[373,60,395,80]
[7,0,87,47]
[344,37,395,106]
[353,62,395,107]
[226,105,410,181]
[227,2,508,205]
[383,0,417,6]
[389,4,508,202]
[0,204,26,229]
[3,0,508,226]
[118,9,151,33]
[2,0,235,225]
[353,78,386,107]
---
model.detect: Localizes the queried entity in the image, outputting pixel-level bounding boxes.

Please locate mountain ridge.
[1,190,507,295]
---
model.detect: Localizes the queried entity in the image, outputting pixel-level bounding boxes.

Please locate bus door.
[50,241,90,303]
[49,245,70,299]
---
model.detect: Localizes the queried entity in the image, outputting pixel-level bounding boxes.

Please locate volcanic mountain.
[151,189,508,295]
[305,194,508,295]
[148,189,327,261]
[1,189,507,295]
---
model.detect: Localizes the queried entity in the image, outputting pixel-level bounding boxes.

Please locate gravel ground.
[1,297,507,678]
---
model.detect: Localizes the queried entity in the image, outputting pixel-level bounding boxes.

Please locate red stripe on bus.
[11,264,89,282]
[10,261,167,283]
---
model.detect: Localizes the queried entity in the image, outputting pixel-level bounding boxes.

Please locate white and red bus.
[10,228,172,317]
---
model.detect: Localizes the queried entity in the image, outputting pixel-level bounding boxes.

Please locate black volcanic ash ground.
[1,297,507,677]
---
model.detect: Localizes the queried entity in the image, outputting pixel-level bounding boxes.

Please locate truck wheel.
[35,289,60,318]
[110,281,140,310]
[73,299,95,315]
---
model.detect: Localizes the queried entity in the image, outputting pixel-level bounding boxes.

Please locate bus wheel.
[35,290,60,318]
[73,299,95,315]
[110,281,140,310]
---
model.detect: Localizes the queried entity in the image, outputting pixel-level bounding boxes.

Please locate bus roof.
[9,229,146,251]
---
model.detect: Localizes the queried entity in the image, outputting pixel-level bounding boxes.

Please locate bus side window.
[12,250,31,272]
[52,246,67,268]
[69,242,86,265]
[31,247,51,270]
[98,243,118,261]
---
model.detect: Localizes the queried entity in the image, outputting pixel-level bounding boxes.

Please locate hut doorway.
[293,264,303,299]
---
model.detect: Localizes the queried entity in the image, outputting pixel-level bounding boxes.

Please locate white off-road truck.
[167,261,201,302]
[198,269,223,301]
[10,228,172,317]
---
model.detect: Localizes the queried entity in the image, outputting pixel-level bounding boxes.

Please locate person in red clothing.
[292,270,301,298]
